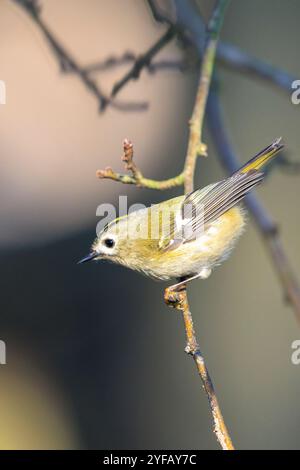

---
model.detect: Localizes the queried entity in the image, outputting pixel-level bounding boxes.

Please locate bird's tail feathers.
[236,137,284,175]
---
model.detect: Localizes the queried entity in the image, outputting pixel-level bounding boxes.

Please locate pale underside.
[98,200,246,281]
[140,205,246,281]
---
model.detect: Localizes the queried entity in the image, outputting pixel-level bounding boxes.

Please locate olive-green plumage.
[80,139,283,286]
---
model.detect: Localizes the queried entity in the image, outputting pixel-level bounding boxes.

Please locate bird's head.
[78,218,124,265]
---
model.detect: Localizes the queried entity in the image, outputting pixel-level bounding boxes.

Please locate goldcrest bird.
[79,138,283,290]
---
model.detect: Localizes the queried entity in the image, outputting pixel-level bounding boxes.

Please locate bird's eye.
[103,238,115,248]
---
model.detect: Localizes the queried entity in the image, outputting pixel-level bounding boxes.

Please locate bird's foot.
[164,283,186,310]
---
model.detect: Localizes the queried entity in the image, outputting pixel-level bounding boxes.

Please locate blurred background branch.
[96,139,184,189]
[110,26,176,99]
[207,90,300,321]
[147,0,297,93]
[13,0,298,108]
[12,0,147,111]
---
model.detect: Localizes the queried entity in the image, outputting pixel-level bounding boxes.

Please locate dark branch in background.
[13,0,297,112]
[12,0,147,112]
[73,0,298,116]
[83,41,297,98]
[111,26,176,98]
[146,0,297,94]
[82,53,190,75]
[147,0,174,25]
[218,42,296,93]
[207,90,300,322]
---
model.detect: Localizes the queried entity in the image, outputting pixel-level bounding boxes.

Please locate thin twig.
[82,53,138,74]
[181,2,225,193]
[207,90,300,323]
[111,26,176,98]
[147,0,173,25]
[96,139,184,190]
[83,55,190,75]
[12,0,147,112]
[83,41,297,98]
[164,287,234,450]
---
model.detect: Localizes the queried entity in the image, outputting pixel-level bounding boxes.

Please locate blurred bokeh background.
[0,0,300,450]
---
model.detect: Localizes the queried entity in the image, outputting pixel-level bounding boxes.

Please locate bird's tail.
[235,137,284,175]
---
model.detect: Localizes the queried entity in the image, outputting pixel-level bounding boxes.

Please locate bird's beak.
[77,251,98,264]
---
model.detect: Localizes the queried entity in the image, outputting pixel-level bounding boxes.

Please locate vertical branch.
[183,0,229,193]
[165,288,234,449]
[165,0,234,451]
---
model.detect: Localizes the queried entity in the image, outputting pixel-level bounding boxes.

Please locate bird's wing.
[159,170,263,251]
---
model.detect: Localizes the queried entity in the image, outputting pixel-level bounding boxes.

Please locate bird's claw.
[164,284,186,310]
